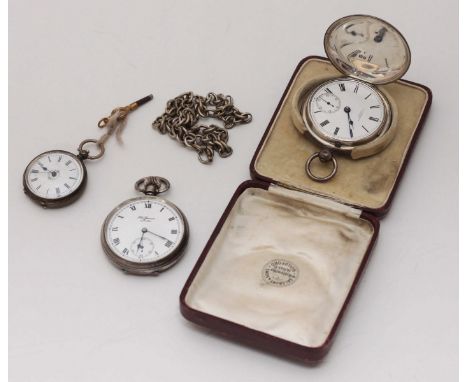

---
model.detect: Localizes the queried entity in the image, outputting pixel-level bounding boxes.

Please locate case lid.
[324,15,411,85]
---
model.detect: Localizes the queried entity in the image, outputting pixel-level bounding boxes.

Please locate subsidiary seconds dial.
[307,78,388,144]
[104,198,185,264]
[101,176,189,276]
[296,15,407,182]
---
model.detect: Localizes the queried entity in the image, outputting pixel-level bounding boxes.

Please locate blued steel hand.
[137,228,147,252]
[344,106,354,138]
[145,229,170,242]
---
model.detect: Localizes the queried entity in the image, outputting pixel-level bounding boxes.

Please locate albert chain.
[152,92,253,164]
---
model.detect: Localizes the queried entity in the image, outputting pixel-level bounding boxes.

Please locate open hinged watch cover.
[180,15,432,363]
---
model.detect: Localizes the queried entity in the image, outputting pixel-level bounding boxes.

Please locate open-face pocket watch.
[23,149,89,208]
[23,95,153,208]
[291,14,410,182]
[101,176,189,275]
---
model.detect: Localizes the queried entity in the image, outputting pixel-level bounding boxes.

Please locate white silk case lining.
[184,185,375,348]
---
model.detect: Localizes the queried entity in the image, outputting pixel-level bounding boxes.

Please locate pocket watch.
[101,176,189,275]
[292,14,411,182]
[23,149,89,208]
[23,95,153,208]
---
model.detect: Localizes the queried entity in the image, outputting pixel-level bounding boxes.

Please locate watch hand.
[344,106,354,138]
[137,228,147,251]
[145,229,170,242]
[319,95,336,108]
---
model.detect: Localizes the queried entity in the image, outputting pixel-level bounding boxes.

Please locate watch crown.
[135,176,171,196]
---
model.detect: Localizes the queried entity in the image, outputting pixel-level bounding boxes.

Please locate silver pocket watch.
[23,149,89,208]
[293,14,411,182]
[101,176,189,275]
[22,95,153,208]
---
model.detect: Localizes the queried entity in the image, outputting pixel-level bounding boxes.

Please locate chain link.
[152,92,252,164]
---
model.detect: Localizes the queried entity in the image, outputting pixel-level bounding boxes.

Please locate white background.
[9,1,458,381]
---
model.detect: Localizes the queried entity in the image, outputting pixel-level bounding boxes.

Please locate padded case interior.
[253,57,431,212]
[184,185,375,348]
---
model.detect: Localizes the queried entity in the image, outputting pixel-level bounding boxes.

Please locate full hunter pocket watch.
[292,14,410,182]
[101,176,189,275]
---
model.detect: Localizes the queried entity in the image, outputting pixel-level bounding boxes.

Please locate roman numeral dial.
[24,150,85,201]
[307,78,387,143]
[104,198,186,264]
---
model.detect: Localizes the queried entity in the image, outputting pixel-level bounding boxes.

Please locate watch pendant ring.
[305,149,338,182]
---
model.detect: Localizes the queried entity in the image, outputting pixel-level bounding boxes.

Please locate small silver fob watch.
[23,149,88,208]
[101,177,189,275]
[296,15,411,182]
[22,95,153,208]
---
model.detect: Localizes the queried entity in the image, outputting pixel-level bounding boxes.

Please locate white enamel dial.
[104,197,185,264]
[307,78,387,144]
[24,150,84,199]
[316,91,341,113]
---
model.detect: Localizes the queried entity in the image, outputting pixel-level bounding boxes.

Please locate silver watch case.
[101,196,189,276]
